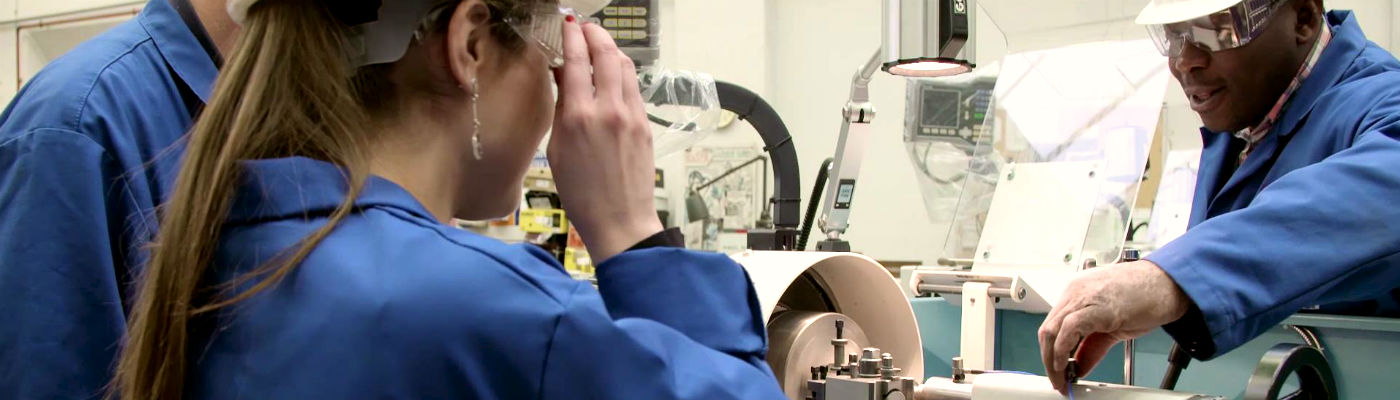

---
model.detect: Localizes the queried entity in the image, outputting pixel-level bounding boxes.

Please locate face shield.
[1144,0,1289,57]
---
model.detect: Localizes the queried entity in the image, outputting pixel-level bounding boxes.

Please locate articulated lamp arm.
[814,48,884,250]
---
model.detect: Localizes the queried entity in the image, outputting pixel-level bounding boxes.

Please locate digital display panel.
[921,88,961,129]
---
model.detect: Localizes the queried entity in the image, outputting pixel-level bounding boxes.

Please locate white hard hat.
[228,0,607,66]
[1135,0,1243,25]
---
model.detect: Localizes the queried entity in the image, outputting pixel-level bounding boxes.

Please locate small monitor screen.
[921,88,961,129]
[836,183,855,204]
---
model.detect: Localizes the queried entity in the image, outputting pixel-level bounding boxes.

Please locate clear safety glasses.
[507,5,589,68]
[1146,0,1288,57]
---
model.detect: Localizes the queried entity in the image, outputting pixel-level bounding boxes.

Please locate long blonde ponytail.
[113,0,549,397]
[114,1,373,398]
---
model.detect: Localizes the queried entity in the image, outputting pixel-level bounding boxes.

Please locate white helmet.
[1135,0,1243,25]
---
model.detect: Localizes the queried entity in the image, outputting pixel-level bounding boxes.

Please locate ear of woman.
[445,1,493,89]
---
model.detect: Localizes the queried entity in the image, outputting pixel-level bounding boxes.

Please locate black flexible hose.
[1160,343,1193,390]
[798,158,835,251]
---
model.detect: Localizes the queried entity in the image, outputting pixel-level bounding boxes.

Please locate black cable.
[758,157,772,226]
[798,158,835,251]
[1126,221,1150,242]
[1160,343,1193,390]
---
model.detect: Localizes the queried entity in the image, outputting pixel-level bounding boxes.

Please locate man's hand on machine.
[1037,260,1192,395]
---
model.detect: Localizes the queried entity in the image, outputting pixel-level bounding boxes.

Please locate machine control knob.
[835,319,845,339]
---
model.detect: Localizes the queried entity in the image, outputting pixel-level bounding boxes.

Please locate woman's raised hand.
[547,18,663,262]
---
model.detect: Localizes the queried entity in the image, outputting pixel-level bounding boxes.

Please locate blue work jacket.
[0,1,217,398]
[1148,11,1400,360]
[186,157,785,399]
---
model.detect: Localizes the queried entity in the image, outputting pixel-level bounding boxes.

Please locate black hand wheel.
[1243,343,1337,400]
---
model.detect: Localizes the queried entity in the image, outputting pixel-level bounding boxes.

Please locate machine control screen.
[835,180,856,209]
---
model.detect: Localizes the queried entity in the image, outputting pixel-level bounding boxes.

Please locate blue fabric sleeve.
[540,248,784,399]
[1147,104,1400,359]
[0,129,133,399]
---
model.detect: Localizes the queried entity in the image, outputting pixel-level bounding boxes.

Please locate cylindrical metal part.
[832,338,849,367]
[880,353,899,380]
[1124,339,1136,385]
[917,284,1013,298]
[862,348,879,359]
[1121,248,1142,262]
[900,377,917,399]
[859,348,882,378]
[951,357,966,383]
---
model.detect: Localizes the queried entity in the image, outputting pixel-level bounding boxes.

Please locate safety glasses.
[1146,0,1288,57]
[507,5,589,68]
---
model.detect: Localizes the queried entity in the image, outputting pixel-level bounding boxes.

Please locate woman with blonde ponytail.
[112,0,786,398]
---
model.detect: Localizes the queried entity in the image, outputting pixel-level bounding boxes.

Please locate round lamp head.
[884,58,974,78]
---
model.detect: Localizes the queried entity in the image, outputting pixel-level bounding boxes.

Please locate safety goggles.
[507,5,590,68]
[1146,0,1289,57]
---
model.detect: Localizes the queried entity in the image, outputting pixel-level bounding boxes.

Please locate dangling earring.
[470,77,484,161]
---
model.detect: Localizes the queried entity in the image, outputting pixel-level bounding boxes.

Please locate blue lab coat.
[1148,11,1400,360]
[0,1,217,398]
[187,157,785,399]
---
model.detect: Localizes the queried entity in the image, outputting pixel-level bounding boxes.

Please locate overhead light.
[882,0,975,78]
[885,57,974,77]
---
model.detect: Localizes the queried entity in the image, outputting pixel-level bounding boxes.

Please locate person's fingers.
[1056,307,1118,393]
[1038,322,1059,387]
[554,17,592,108]
[1049,311,1089,394]
[1073,333,1121,378]
[1038,296,1073,382]
[618,51,644,111]
[582,23,622,102]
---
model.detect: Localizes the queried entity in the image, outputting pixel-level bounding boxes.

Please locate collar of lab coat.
[1196,10,1367,207]
[138,0,220,103]
[227,157,438,225]
[1267,10,1366,142]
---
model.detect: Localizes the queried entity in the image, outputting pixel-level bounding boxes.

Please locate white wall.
[755,0,1400,264]
[0,0,141,103]
[3,0,1398,264]
[764,0,947,263]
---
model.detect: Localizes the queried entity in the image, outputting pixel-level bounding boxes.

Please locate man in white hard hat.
[1038,0,1400,394]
